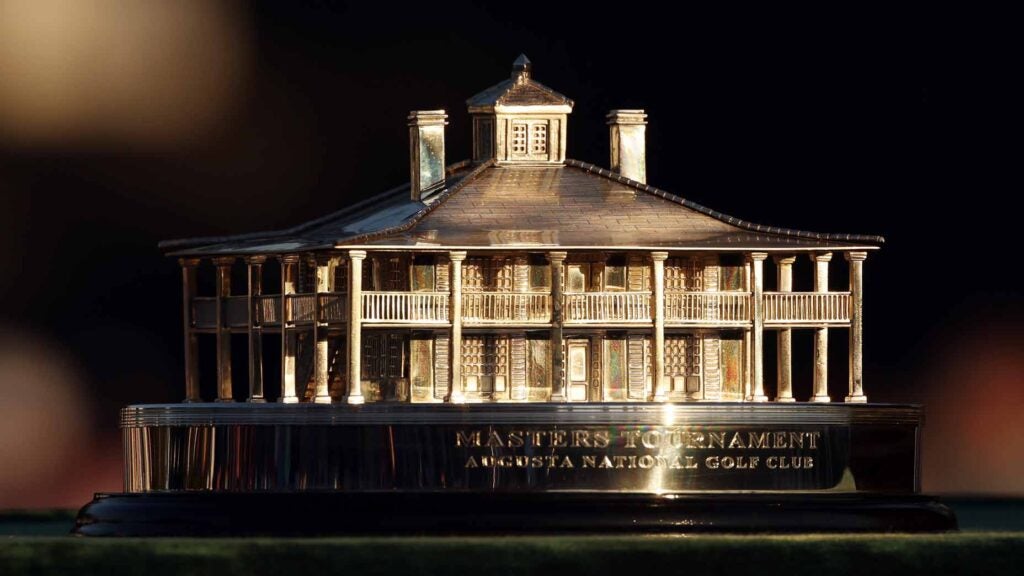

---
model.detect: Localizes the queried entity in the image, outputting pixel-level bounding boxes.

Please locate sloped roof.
[466,55,574,109]
[160,160,884,257]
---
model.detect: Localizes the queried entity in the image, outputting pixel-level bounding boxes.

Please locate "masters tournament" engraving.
[456,427,821,471]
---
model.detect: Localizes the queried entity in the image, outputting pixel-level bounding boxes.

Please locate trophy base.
[73,492,956,536]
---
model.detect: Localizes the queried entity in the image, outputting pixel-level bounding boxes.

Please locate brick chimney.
[408,110,448,200]
[607,109,648,184]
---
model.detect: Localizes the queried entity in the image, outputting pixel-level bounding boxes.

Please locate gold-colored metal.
[650,251,668,401]
[774,255,796,403]
[811,252,833,403]
[608,110,648,184]
[246,255,266,403]
[345,250,366,405]
[446,251,466,403]
[179,258,201,403]
[748,253,768,402]
[846,251,868,403]
[212,256,235,402]
[169,57,879,406]
[408,110,448,200]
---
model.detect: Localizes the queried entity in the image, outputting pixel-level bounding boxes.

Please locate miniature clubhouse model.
[74,56,956,535]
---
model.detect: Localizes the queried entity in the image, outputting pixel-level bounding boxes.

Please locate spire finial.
[512,54,531,81]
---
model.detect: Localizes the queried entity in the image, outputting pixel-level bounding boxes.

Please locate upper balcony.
[191,290,850,330]
[764,291,850,327]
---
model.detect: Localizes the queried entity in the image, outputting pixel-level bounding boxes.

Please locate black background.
[0,3,1019,447]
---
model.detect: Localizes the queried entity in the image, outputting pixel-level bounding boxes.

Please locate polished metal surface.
[122,403,921,494]
[135,57,908,507]
[122,403,921,427]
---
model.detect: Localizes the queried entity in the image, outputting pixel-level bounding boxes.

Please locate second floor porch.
[190,289,852,330]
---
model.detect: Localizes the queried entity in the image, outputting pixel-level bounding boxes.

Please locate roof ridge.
[158,160,475,252]
[563,159,885,245]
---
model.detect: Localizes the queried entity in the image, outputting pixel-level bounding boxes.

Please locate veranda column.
[651,251,668,401]
[447,251,467,403]
[213,257,235,402]
[774,255,796,402]
[246,256,266,402]
[742,258,752,400]
[749,252,768,402]
[812,252,833,402]
[179,258,201,402]
[345,250,366,405]
[312,254,332,403]
[845,251,868,403]
[548,251,568,402]
[280,254,300,403]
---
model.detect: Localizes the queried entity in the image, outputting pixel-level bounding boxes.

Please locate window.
[528,254,551,292]
[567,264,588,293]
[510,120,550,160]
[666,257,704,291]
[531,123,547,154]
[511,123,528,155]
[604,254,626,291]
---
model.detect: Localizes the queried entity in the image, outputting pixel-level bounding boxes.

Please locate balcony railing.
[462,292,551,324]
[564,291,651,323]
[194,290,852,329]
[255,295,281,326]
[191,297,217,329]
[764,291,850,325]
[225,296,248,328]
[195,286,851,327]
[318,293,347,323]
[362,291,449,323]
[665,291,751,325]
[287,294,317,324]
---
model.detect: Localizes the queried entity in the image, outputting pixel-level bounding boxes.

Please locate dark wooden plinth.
[73,492,957,536]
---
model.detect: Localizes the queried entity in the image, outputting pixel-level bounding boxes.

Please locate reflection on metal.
[764,292,851,325]
[121,403,922,494]
[167,57,881,407]
[462,292,551,324]
[665,292,750,325]
[107,57,941,522]
[362,291,449,323]
[564,291,651,323]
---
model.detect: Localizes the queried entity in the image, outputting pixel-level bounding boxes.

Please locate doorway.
[566,339,589,402]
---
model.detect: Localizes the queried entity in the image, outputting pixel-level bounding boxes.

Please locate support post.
[749,252,768,402]
[280,255,300,403]
[812,252,833,402]
[743,258,752,400]
[446,251,467,403]
[774,255,796,402]
[313,254,332,403]
[345,250,366,404]
[247,256,266,402]
[651,251,668,401]
[846,251,868,403]
[213,257,235,402]
[548,251,568,402]
[180,258,201,402]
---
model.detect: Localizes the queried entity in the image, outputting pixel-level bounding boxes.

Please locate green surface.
[2,502,1023,575]
[1,533,1022,576]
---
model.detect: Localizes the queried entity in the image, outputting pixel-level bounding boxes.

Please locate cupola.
[465,54,574,165]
